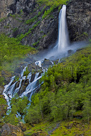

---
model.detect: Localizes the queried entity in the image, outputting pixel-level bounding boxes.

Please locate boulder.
[1,123,24,136]
[42,59,53,68]
[18,122,26,132]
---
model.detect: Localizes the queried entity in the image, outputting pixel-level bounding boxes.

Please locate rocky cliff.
[0,0,58,49]
[0,0,91,50]
[67,0,91,41]
[0,0,36,19]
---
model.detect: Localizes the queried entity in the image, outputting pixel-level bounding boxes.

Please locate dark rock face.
[1,123,24,136]
[67,0,91,42]
[0,0,35,18]
[0,2,58,49]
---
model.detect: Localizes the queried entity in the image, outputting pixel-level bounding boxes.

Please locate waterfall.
[3,5,86,109]
[58,5,69,50]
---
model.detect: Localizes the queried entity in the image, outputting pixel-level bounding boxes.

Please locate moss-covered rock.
[1,123,24,136]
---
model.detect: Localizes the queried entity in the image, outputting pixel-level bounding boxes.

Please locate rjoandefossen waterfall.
[3,5,86,108]
[58,5,69,50]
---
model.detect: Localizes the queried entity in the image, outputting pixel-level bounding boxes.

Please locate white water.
[3,5,87,108]
[58,5,69,50]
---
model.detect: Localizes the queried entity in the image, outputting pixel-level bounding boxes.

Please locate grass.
[0,34,36,66]
[51,120,91,136]
[24,119,91,136]
[24,121,59,136]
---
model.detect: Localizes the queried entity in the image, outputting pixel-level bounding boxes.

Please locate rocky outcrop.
[0,2,58,49]
[67,0,91,41]
[0,0,35,19]
[1,123,24,136]
[0,0,15,18]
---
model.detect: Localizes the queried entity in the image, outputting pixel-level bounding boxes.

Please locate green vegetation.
[24,120,91,136]
[37,0,69,19]
[32,40,40,46]
[0,95,7,119]
[23,67,30,76]
[4,45,91,127]
[4,96,29,125]
[25,7,46,24]
[0,34,36,86]
[23,45,91,124]
[17,21,40,41]
[0,17,6,23]
[0,34,35,67]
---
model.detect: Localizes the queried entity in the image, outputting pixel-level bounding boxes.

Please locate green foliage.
[17,21,40,41]
[23,67,30,76]
[0,34,36,67]
[42,5,56,19]
[24,45,91,124]
[0,95,7,119]
[0,77,4,86]
[25,7,46,25]
[4,96,29,125]
[0,18,6,23]
[37,0,69,19]
[32,41,40,46]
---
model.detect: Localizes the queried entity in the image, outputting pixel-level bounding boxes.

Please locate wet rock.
[18,122,26,132]
[67,0,91,41]
[1,123,24,136]
[42,59,53,68]
[28,63,42,73]
[1,70,12,84]
[0,86,4,95]
[18,79,29,95]
[68,49,74,55]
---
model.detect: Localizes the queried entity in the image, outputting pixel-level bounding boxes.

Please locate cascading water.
[58,5,69,50]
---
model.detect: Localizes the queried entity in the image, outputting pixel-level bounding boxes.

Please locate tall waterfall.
[58,5,69,50]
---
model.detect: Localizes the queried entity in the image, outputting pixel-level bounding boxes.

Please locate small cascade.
[21,73,40,98]
[58,5,69,50]
[21,66,27,77]
[3,76,15,108]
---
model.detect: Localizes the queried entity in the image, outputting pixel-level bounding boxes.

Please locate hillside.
[0,0,91,136]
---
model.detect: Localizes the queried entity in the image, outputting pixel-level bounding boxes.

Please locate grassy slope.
[0,34,36,85]
[24,119,91,136]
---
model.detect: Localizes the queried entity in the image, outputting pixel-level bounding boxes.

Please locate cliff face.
[0,0,91,50]
[0,0,36,19]
[67,0,91,42]
[0,0,58,49]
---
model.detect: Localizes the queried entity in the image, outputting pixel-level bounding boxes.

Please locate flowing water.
[3,5,87,108]
[58,5,69,50]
